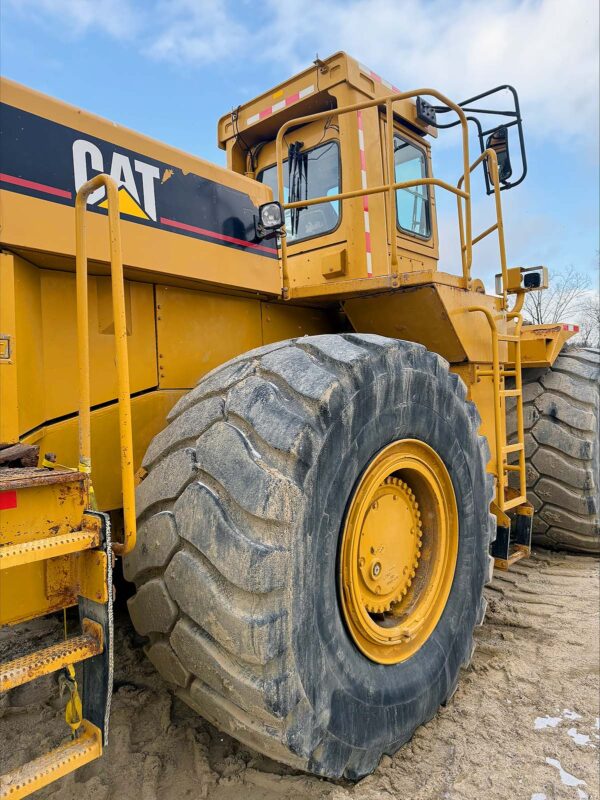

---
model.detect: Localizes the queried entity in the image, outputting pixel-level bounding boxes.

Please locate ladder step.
[503,443,524,454]
[476,369,518,379]
[503,495,528,511]
[0,620,103,692]
[0,528,100,571]
[500,389,521,397]
[498,334,520,342]
[0,720,102,800]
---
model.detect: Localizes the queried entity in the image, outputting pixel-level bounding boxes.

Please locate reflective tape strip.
[246,85,315,127]
[358,63,401,94]
[357,110,373,277]
[561,324,580,332]
[0,490,17,510]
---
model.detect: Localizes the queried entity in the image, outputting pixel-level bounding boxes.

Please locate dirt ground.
[1,548,598,800]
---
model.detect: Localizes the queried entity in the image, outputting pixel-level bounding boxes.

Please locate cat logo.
[72,139,160,221]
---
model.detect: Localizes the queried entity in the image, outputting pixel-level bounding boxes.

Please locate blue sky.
[1,0,598,293]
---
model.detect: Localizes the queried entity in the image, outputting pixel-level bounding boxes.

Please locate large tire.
[518,347,599,554]
[123,334,494,779]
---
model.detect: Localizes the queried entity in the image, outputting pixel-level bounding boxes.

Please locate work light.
[258,201,283,233]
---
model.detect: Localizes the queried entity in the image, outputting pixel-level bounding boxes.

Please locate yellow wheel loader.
[0,51,598,795]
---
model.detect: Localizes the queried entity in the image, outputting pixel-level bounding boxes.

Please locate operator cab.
[218,52,526,300]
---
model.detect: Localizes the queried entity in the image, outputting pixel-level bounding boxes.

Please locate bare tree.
[524,265,590,325]
[576,294,600,348]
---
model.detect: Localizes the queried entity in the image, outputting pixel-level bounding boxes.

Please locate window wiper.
[288,141,307,237]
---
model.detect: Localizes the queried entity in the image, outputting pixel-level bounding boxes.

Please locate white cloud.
[146,0,246,65]
[257,0,599,151]
[7,0,140,40]
[8,0,598,150]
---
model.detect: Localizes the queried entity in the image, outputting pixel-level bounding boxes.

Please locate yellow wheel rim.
[339,439,459,664]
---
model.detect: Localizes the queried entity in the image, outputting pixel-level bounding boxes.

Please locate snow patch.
[567,727,592,746]
[545,757,586,788]
[535,715,562,729]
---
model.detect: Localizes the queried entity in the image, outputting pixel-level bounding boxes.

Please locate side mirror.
[486,125,513,184]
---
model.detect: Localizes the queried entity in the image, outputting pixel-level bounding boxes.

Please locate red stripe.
[285,92,300,106]
[0,490,17,510]
[359,150,367,170]
[562,324,579,332]
[364,232,372,252]
[0,173,72,199]
[159,217,277,254]
[363,197,369,212]
[357,110,364,131]
[371,72,382,84]
[259,108,272,120]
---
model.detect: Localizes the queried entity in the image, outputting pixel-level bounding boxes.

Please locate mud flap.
[78,511,113,745]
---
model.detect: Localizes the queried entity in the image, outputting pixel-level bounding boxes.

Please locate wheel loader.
[0,51,598,796]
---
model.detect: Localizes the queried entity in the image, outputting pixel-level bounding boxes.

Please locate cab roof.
[217,51,436,150]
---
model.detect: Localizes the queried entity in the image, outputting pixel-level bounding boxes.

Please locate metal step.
[0,619,103,692]
[0,720,102,800]
[0,528,100,570]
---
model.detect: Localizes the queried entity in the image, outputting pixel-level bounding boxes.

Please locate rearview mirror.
[486,125,513,184]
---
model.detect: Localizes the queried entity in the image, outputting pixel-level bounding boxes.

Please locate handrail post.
[486,149,509,310]
[275,134,290,296]
[385,99,398,271]
[467,306,505,510]
[75,174,136,556]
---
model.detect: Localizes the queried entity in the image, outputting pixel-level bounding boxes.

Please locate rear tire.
[124,334,493,779]
[518,347,599,554]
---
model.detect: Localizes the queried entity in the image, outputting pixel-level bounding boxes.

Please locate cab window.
[258,141,341,244]
[394,135,431,238]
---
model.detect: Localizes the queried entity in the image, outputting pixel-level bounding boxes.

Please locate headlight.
[258,201,283,231]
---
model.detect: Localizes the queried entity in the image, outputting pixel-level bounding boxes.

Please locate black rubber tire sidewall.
[294,366,488,755]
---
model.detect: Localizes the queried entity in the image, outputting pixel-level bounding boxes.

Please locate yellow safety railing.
[75,174,136,556]
[274,89,517,308]
[467,297,527,513]
[458,148,509,308]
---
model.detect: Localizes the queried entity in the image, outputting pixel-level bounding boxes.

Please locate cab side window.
[394,136,431,238]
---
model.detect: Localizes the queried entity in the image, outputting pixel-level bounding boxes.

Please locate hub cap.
[339,439,459,664]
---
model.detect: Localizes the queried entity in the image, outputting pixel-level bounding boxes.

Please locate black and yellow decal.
[0,102,277,258]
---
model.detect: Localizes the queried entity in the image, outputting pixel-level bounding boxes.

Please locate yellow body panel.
[0,78,280,297]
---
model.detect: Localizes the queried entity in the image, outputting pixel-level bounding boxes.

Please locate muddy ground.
[1,548,598,800]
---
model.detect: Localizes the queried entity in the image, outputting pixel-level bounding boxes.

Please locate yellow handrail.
[75,174,136,556]
[466,305,526,512]
[458,148,508,307]
[274,88,471,292]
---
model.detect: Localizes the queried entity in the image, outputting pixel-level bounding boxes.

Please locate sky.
[1,0,599,296]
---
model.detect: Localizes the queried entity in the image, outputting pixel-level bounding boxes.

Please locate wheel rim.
[339,439,459,664]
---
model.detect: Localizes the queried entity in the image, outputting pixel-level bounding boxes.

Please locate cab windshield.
[258,141,341,244]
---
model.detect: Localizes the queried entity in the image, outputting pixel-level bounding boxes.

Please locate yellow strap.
[63,664,83,735]
[61,612,83,735]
